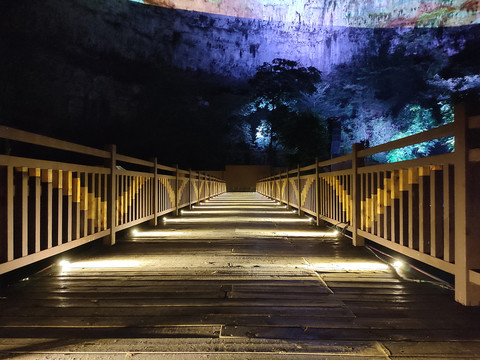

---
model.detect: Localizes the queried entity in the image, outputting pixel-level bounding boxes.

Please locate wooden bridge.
[0,103,480,358]
[1,192,480,358]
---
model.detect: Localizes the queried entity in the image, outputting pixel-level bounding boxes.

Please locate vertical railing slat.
[80,173,88,237]
[41,169,53,250]
[62,171,73,243]
[443,164,455,263]
[383,171,391,240]
[52,170,63,247]
[430,165,444,258]
[391,170,400,244]
[0,166,14,262]
[408,168,419,250]
[418,166,431,254]
[72,172,81,240]
[14,167,28,258]
[106,145,116,246]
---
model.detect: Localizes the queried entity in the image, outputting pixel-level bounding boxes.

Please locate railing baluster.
[443,164,455,263]
[14,167,28,258]
[399,169,409,246]
[52,170,63,247]
[40,169,53,250]
[430,165,444,258]
[408,168,419,250]
[88,173,96,233]
[72,172,81,240]
[391,170,400,244]
[0,166,14,262]
[383,171,392,241]
[80,173,88,237]
[419,167,430,254]
[106,144,116,246]
[377,172,384,238]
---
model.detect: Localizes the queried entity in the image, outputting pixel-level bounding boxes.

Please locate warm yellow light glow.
[132,230,188,237]
[59,260,71,271]
[163,216,314,224]
[192,205,286,210]
[128,228,339,239]
[60,260,141,270]
[181,210,295,215]
[233,229,339,237]
[312,262,389,271]
[201,200,275,203]
[393,260,404,269]
[204,200,274,203]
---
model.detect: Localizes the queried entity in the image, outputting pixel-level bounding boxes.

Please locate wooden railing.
[257,103,480,306]
[0,127,226,275]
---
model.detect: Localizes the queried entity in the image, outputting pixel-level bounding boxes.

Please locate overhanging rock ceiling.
[131,0,480,27]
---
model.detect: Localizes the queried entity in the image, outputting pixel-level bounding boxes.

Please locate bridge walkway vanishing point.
[1,192,480,359]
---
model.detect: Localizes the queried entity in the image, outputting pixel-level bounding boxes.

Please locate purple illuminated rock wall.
[0,0,478,165]
[135,0,480,27]
[2,0,476,80]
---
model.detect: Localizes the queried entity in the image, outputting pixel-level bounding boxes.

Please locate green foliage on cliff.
[239,59,327,166]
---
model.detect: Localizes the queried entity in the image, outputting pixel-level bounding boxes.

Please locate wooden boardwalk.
[1,192,480,359]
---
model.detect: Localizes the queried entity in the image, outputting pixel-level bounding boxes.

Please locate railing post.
[273,177,276,200]
[203,173,206,200]
[105,144,116,246]
[277,174,280,201]
[315,157,324,227]
[286,170,290,209]
[272,176,275,199]
[297,164,302,217]
[352,143,364,247]
[151,157,158,226]
[0,165,14,262]
[189,169,192,209]
[454,102,480,305]
[207,174,210,199]
[175,164,179,216]
[197,172,201,205]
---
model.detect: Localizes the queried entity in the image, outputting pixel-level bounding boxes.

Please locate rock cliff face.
[2,0,475,80]
[134,0,480,27]
[0,0,478,164]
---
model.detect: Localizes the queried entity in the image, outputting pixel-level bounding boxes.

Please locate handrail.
[0,126,110,159]
[357,122,455,158]
[0,126,223,182]
[256,103,480,306]
[116,154,154,168]
[0,126,226,276]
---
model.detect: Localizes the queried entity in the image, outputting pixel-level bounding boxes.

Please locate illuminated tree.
[246,58,323,165]
[249,58,321,111]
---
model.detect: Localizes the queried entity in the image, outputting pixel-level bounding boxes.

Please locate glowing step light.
[162,216,315,223]
[192,205,288,210]
[181,210,294,215]
[312,262,390,271]
[130,229,339,238]
[60,259,141,271]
